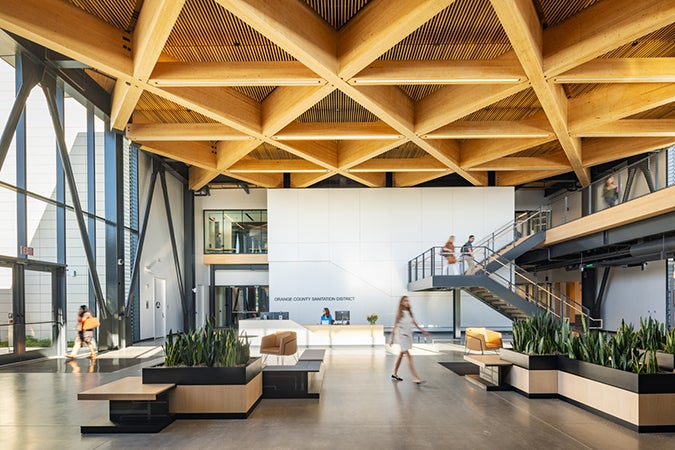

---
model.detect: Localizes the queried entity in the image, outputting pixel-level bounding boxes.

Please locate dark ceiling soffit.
[518,210,675,266]
[6,32,111,116]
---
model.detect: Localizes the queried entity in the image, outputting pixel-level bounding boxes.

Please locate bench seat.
[78,377,175,401]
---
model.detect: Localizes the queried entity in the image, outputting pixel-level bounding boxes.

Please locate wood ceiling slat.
[297,91,380,123]
[249,143,300,160]
[137,91,217,123]
[165,0,294,63]
[462,89,541,121]
[65,0,136,31]
[303,0,370,31]
[376,142,427,159]
[380,0,511,61]
[627,104,675,120]
[601,23,675,58]
[538,0,600,29]
[512,141,563,158]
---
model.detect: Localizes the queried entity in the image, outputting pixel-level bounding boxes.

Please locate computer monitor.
[334,310,350,324]
[261,311,289,320]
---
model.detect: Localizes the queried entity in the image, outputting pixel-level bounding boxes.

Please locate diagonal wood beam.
[491,0,589,185]
[216,140,261,171]
[139,141,216,170]
[276,140,339,169]
[189,166,220,191]
[262,85,335,136]
[274,122,402,140]
[349,156,447,172]
[552,58,675,84]
[111,0,185,129]
[424,119,553,139]
[395,171,451,187]
[338,0,457,78]
[346,171,387,187]
[290,172,335,188]
[575,119,675,138]
[496,169,571,186]
[228,158,327,173]
[338,140,402,169]
[348,59,525,85]
[569,83,675,133]
[415,83,530,135]
[469,156,571,171]
[149,61,324,86]
[221,171,283,188]
[0,0,132,78]
[582,137,675,167]
[126,123,251,141]
[461,136,555,168]
[543,0,675,76]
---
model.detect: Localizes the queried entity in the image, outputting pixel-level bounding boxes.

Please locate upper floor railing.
[549,147,674,227]
[473,208,550,254]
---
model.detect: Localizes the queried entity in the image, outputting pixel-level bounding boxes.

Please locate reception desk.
[239,320,385,347]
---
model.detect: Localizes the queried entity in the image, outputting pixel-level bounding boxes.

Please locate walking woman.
[66,304,97,359]
[389,296,431,384]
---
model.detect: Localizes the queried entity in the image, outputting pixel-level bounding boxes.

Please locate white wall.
[136,153,185,338]
[600,261,666,331]
[267,187,514,329]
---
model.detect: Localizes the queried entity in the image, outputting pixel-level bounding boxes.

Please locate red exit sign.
[20,246,34,256]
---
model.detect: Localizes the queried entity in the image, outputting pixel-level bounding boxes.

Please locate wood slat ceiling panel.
[303,0,370,31]
[462,88,541,121]
[380,0,511,61]
[297,90,380,122]
[512,141,563,157]
[137,91,216,123]
[402,85,444,102]
[65,0,137,32]
[627,103,675,120]
[249,143,299,160]
[601,23,675,58]
[564,83,608,100]
[376,142,427,159]
[165,0,295,62]
[538,0,601,28]
[230,86,276,103]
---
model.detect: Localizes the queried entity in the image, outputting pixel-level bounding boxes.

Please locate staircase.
[407,209,601,326]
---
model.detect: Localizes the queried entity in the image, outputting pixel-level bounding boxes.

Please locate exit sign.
[20,246,34,256]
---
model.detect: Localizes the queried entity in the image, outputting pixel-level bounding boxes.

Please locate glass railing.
[549,148,673,227]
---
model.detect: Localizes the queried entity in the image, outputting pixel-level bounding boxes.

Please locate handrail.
[472,246,600,327]
[473,208,550,255]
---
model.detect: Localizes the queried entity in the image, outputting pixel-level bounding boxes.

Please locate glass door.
[0,266,14,357]
[213,285,269,328]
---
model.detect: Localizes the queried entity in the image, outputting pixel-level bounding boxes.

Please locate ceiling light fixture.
[422,133,551,139]
[272,134,403,140]
[553,76,675,83]
[351,77,521,85]
[152,79,324,86]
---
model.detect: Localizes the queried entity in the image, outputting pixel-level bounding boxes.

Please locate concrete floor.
[1,343,674,449]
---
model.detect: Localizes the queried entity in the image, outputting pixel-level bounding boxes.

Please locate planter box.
[143,357,262,385]
[656,350,675,371]
[499,348,559,370]
[499,349,558,397]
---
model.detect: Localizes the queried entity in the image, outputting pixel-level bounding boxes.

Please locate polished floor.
[1,343,674,449]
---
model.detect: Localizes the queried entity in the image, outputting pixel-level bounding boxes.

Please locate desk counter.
[239,320,384,347]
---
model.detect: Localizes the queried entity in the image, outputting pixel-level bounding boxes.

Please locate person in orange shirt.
[66,305,97,360]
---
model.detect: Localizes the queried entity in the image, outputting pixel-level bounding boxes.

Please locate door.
[0,266,14,357]
[153,277,166,340]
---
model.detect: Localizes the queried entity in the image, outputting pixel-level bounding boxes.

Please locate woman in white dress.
[389,296,431,384]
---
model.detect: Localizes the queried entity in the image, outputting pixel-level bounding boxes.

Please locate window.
[204,209,267,254]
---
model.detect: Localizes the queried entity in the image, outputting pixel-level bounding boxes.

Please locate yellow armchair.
[260,331,298,364]
[465,327,503,354]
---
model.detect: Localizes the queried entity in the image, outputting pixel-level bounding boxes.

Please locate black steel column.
[54,81,67,356]
[453,289,461,339]
[41,77,108,320]
[581,267,596,322]
[159,169,188,330]
[183,183,195,330]
[86,108,97,315]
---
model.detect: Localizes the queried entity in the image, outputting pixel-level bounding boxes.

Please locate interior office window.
[25,86,57,200]
[0,58,16,185]
[0,186,17,257]
[64,95,88,209]
[204,209,267,254]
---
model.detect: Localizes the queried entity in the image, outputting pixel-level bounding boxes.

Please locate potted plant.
[366,314,379,325]
[143,319,263,418]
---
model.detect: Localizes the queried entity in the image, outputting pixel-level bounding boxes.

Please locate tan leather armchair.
[260,331,298,364]
[465,327,503,354]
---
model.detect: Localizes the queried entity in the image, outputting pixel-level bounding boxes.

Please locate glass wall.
[204,209,267,254]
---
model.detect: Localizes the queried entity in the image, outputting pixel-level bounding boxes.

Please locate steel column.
[159,169,188,329]
[453,288,461,339]
[41,77,108,319]
[183,183,195,330]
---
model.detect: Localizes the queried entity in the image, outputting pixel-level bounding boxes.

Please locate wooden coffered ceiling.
[1,0,674,190]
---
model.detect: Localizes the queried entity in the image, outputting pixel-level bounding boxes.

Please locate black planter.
[499,348,559,370]
[143,357,262,385]
[656,351,675,371]
[557,357,675,394]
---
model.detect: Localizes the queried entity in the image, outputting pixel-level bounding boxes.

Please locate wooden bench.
[262,349,326,398]
[463,354,512,391]
[78,377,176,434]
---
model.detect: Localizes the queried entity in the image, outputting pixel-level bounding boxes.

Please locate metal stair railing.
[472,246,602,327]
[473,208,551,256]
